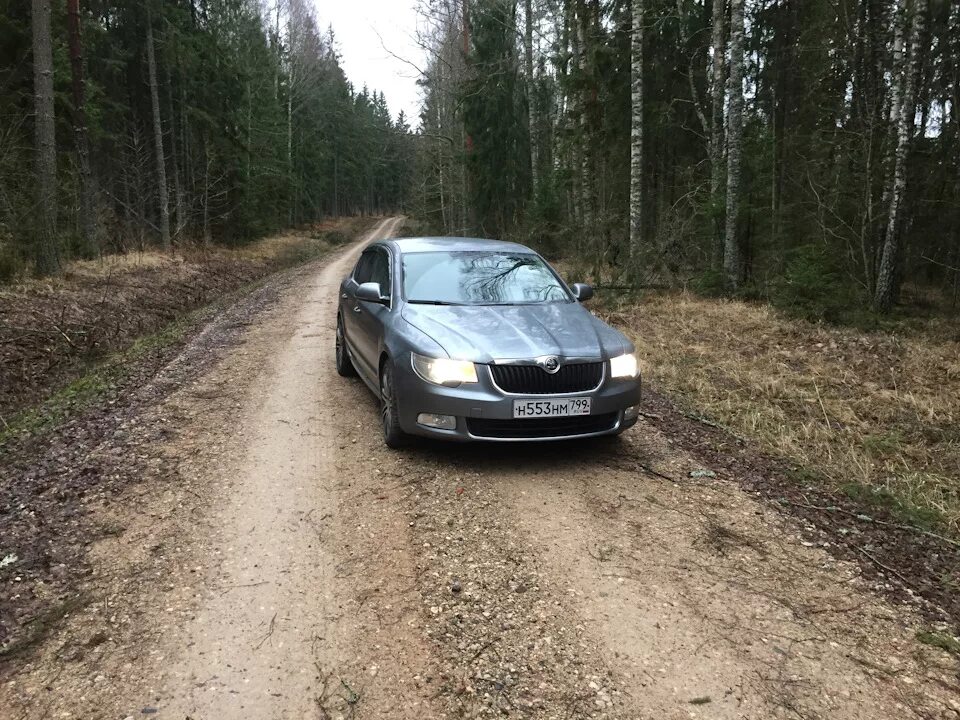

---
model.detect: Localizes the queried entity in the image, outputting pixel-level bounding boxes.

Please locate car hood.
[400,301,628,363]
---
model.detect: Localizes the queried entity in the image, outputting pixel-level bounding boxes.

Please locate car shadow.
[409,434,624,473]
[344,373,629,473]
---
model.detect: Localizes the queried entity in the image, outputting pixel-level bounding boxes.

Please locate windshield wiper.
[407,300,462,306]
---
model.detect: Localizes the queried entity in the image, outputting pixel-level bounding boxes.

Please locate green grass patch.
[274,237,333,267]
[862,431,906,458]
[0,371,116,448]
[785,466,829,486]
[840,482,945,532]
[0,315,194,451]
[916,630,960,656]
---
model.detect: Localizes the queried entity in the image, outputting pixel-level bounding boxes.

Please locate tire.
[379,361,409,449]
[335,315,357,377]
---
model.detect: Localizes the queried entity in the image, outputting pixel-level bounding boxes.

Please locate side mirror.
[356,281,388,304]
[571,282,594,302]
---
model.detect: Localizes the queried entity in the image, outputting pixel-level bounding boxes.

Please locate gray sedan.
[336,237,642,447]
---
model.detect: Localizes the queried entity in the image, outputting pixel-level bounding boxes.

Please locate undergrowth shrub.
[0,233,22,281]
[770,243,860,323]
[691,268,727,297]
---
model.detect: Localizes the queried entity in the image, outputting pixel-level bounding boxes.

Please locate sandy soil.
[2,217,958,720]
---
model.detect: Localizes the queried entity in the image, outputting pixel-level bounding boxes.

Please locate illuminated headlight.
[609,352,639,379]
[411,352,478,386]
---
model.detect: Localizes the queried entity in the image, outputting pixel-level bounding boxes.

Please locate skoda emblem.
[540,356,561,374]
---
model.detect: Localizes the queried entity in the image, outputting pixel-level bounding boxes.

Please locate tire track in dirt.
[0,217,444,720]
[331,414,959,719]
[325,380,959,718]
[497,430,960,719]
[147,215,443,720]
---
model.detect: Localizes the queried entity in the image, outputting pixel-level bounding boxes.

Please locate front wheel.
[335,315,357,377]
[380,362,409,449]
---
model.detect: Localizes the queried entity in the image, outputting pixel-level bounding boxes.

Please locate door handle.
[353,305,362,313]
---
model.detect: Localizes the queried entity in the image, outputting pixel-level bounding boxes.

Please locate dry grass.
[5,216,372,288]
[0,217,375,419]
[598,291,960,533]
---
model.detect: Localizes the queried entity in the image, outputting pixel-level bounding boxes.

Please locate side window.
[353,251,375,284]
[370,249,391,299]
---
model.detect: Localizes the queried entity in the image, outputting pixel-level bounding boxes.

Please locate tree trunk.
[567,0,583,233]
[164,56,185,239]
[723,0,744,291]
[202,136,212,246]
[709,0,726,268]
[576,0,594,247]
[67,0,97,257]
[628,0,644,274]
[462,0,471,236]
[874,0,925,313]
[874,0,906,261]
[524,0,537,199]
[288,19,295,225]
[32,0,60,274]
[146,11,171,250]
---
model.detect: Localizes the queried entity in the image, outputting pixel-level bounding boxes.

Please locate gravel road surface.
[3,217,958,720]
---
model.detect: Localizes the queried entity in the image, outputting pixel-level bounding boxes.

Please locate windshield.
[401,251,572,305]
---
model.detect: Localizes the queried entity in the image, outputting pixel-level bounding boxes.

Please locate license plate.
[513,397,592,419]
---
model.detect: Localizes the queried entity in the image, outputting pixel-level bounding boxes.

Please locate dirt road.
[2,218,958,720]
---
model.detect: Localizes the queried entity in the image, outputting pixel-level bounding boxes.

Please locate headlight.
[411,352,478,386]
[609,351,639,379]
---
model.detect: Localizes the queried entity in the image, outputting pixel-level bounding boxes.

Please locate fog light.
[417,413,457,430]
[624,405,640,421]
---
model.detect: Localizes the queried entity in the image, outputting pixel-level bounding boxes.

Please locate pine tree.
[524,0,538,198]
[31,0,59,274]
[462,0,527,236]
[628,0,644,274]
[66,0,97,257]
[146,8,170,250]
[723,0,744,290]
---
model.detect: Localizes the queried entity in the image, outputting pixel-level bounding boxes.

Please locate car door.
[342,249,375,375]
[352,246,393,377]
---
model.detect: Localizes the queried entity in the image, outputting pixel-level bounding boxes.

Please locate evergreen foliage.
[462,0,529,237]
[413,0,960,317]
[770,244,858,323]
[0,0,414,276]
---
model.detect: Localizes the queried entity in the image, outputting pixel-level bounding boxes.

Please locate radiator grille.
[489,362,603,394]
[467,413,618,439]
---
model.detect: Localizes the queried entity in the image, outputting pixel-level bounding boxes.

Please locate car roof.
[380,236,535,254]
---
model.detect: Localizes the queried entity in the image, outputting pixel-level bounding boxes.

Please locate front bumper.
[393,353,642,442]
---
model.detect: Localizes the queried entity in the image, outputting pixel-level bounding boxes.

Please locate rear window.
[402,251,571,306]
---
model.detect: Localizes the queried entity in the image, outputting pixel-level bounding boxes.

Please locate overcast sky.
[313,1,424,126]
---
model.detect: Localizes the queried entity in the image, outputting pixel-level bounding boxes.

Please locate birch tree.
[405,0,958,311]
[723,0,744,290]
[874,0,926,313]
[709,0,726,264]
[31,0,59,274]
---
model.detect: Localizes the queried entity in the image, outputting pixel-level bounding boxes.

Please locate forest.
[2,0,958,320]
[0,0,414,277]
[414,0,960,318]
